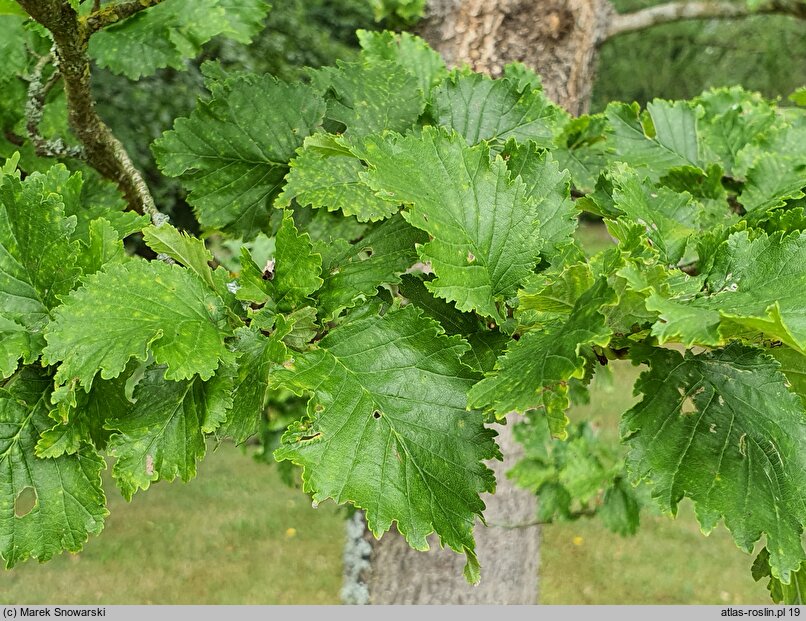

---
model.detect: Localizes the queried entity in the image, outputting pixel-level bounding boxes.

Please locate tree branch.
[15,0,163,224]
[606,1,806,40]
[84,0,166,35]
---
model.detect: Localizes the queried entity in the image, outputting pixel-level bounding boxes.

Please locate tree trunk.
[419,0,614,115]
[342,0,614,605]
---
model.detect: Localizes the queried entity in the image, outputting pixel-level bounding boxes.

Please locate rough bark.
[345,415,541,604]
[418,0,614,115]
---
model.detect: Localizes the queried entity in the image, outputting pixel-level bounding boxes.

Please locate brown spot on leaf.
[14,487,37,518]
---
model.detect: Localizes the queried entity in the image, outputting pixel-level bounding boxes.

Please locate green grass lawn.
[0,445,344,605]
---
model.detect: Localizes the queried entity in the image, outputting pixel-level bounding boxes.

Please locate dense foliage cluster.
[1,0,805,603]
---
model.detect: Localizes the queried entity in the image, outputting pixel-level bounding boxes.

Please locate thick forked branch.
[84,0,165,35]
[606,0,806,39]
[15,0,162,222]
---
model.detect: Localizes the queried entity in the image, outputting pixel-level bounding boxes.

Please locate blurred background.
[1,0,803,604]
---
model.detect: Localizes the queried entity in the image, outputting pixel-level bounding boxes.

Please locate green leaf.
[739,154,806,214]
[600,478,641,536]
[737,109,806,175]
[753,548,805,604]
[517,263,595,318]
[316,215,425,321]
[56,169,149,245]
[153,74,325,237]
[312,60,425,138]
[607,101,701,177]
[35,372,127,459]
[0,368,107,568]
[0,1,27,17]
[510,416,633,529]
[236,211,322,311]
[106,366,231,499]
[43,260,232,395]
[698,98,777,175]
[610,167,698,264]
[368,0,425,22]
[682,231,806,352]
[431,72,566,147]
[623,345,806,582]
[398,274,483,336]
[281,306,319,351]
[502,63,543,94]
[644,227,806,349]
[294,206,368,246]
[468,279,617,437]
[357,30,446,96]
[398,274,504,373]
[770,347,806,405]
[218,325,290,444]
[88,0,270,79]
[273,305,498,581]
[0,316,31,379]
[504,141,576,255]
[0,169,81,365]
[215,0,270,42]
[361,127,544,322]
[143,223,216,290]
[278,135,399,222]
[645,291,720,347]
[553,114,610,193]
[75,218,128,278]
[661,164,734,230]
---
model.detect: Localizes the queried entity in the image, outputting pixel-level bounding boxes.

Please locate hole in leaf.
[372,410,381,420]
[14,487,37,518]
[262,258,276,281]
